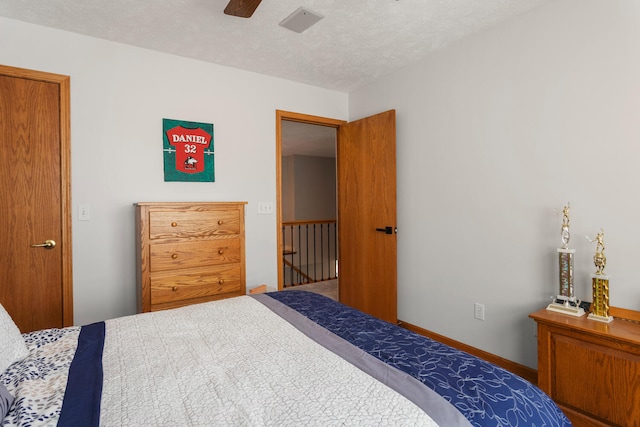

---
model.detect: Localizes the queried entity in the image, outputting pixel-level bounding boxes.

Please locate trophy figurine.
[547,203,585,316]
[587,229,613,323]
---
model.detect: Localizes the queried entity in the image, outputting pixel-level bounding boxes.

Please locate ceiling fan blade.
[224,0,263,18]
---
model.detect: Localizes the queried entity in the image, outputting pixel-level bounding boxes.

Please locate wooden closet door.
[0,65,72,332]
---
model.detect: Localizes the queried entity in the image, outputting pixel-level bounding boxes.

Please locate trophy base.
[587,313,613,323]
[546,302,585,317]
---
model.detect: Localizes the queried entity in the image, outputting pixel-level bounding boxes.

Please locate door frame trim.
[275,110,346,291]
[0,64,73,327]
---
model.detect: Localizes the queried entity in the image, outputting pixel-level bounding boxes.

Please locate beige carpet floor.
[283,279,338,301]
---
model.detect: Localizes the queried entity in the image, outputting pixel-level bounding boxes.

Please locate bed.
[1,290,571,426]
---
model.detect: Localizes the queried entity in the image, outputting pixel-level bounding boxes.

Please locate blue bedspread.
[58,322,105,426]
[266,290,571,427]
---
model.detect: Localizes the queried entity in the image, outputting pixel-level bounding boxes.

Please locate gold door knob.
[171,254,178,259]
[171,222,178,227]
[218,279,224,285]
[31,239,56,249]
[172,286,178,292]
[218,249,224,254]
[218,220,224,225]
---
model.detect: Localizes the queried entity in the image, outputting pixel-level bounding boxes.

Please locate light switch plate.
[78,204,90,221]
[257,202,274,215]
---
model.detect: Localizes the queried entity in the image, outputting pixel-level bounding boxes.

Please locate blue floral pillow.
[0,383,13,420]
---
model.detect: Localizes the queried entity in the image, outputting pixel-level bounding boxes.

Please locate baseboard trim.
[399,320,538,385]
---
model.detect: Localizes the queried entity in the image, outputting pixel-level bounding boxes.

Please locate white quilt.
[100,296,439,426]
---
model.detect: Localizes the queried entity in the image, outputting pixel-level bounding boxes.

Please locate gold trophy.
[547,204,585,316]
[587,229,613,323]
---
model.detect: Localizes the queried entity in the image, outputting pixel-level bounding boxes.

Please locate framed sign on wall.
[163,118,214,182]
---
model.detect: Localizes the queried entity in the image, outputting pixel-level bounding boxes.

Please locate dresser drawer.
[150,239,241,272]
[150,265,242,305]
[149,209,241,239]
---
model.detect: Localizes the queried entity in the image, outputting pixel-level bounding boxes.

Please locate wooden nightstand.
[135,202,247,312]
[530,308,640,427]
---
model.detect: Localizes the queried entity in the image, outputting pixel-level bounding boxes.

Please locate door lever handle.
[31,239,56,249]
[375,226,397,235]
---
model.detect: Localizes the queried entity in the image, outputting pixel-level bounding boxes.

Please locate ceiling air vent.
[279,7,324,33]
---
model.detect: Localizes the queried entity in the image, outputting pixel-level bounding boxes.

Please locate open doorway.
[276,111,345,300]
[276,109,398,322]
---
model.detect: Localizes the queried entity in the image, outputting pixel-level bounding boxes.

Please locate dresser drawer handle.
[171,222,178,227]
[172,286,178,292]
[171,253,178,259]
[218,220,224,225]
[218,249,224,255]
[218,279,224,285]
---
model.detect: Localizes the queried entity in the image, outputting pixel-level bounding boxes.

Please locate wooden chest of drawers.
[135,202,247,312]
[530,308,640,427]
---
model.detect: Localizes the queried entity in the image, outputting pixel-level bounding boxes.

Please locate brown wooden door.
[337,110,397,323]
[0,65,73,332]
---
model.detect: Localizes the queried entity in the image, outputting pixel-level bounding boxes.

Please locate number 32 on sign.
[163,118,214,182]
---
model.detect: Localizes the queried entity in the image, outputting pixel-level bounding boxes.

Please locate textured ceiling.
[281,121,337,158]
[0,0,549,92]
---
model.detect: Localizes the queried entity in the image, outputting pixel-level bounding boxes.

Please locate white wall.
[350,0,640,368]
[281,155,337,222]
[292,155,337,221]
[281,156,295,222]
[0,17,348,325]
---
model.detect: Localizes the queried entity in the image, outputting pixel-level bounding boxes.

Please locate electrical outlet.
[474,302,485,321]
